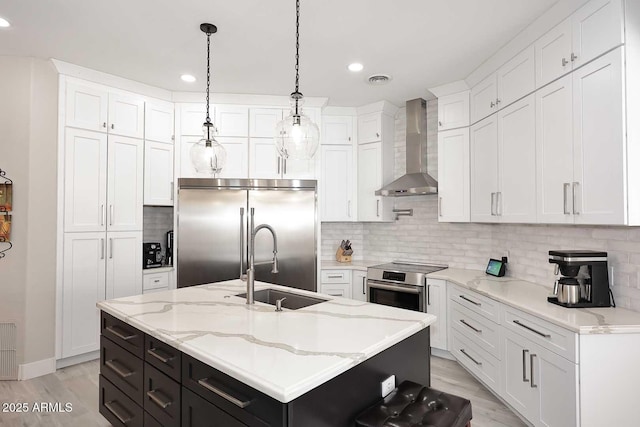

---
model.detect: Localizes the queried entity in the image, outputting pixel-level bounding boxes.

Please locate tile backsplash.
[143,206,174,262]
[322,102,640,312]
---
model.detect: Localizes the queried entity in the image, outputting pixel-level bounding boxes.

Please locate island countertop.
[97,280,435,403]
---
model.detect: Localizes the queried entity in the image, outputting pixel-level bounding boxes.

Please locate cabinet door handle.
[109,205,114,226]
[170,182,174,201]
[571,53,578,62]
[101,238,105,260]
[109,238,113,259]
[104,401,133,424]
[460,294,481,306]
[362,277,366,295]
[147,389,172,409]
[147,347,175,363]
[530,354,537,388]
[105,359,134,378]
[376,132,380,138]
[563,183,571,214]
[522,349,529,382]
[513,320,551,338]
[277,157,281,174]
[348,200,351,218]
[438,121,443,127]
[572,182,580,215]
[283,158,287,175]
[111,123,115,130]
[460,319,482,333]
[439,197,443,217]
[427,284,431,306]
[497,192,502,216]
[100,204,105,226]
[102,122,107,128]
[496,98,501,105]
[197,378,251,408]
[490,193,496,216]
[376,200,380,217]
[562,58,569,66]
[105,325,137,341]
[490,101,496,108]
[460,349,482,366]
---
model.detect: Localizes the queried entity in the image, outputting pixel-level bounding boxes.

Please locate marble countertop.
[428,268,640,334]
[321,259,384,270]
[97,280,435,403]
[143,266,174,274]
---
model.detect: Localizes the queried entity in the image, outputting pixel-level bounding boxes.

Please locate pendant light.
[190,23,227,177]
[275,0,320,161]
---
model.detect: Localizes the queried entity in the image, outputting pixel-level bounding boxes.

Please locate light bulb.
[190,122,227,177]
[274,95,319,160]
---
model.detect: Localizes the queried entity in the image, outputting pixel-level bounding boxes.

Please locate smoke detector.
[367,74,392,85]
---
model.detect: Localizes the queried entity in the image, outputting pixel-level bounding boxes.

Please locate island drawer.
[101,336,144,405]
[449,284,500,324]
[144,364,181,427]
[144,412,163,427]
[450,301,501,359]
[183,354,283,427]
[99,375,144,427]
[145,335,182,382]
[101,311,145,358]
[182,387,247,427]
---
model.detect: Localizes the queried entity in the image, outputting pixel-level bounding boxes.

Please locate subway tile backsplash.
[322,102,640,313]
[143,206,173,261]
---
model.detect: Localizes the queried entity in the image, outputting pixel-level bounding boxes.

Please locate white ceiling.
[0,0,558,106]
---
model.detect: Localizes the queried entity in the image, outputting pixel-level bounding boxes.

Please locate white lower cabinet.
[351,270,367,302]
[426,279,447,350]
[62,231,142,358]
[320,269,352,298]
[143,270,171,293]
[320,283,352,298]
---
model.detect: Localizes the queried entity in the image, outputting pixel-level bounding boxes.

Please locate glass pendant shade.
[275,96,320,160]
[190,122,227,177]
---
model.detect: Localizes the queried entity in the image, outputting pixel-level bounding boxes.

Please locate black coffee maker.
[548,250,613,308]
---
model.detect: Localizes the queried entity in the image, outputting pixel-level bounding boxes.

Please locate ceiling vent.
[367,74,392,85]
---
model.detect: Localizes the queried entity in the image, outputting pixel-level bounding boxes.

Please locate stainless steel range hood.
[376,98,438,196]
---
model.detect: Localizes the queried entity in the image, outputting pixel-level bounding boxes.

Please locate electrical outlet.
[381,375,395,397]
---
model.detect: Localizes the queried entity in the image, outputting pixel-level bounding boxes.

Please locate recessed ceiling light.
[181,74,196,83]
[0,17,10,28]
[348,63,364,72]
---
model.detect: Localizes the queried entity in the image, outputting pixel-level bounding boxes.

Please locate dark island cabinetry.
[99,310,430,427]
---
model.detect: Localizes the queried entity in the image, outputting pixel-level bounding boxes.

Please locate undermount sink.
[237,288,327,310]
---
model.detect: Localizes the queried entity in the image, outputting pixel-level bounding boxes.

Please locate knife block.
[335,247,352,263]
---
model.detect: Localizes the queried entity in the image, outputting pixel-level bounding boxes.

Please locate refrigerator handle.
[240,207,246,280]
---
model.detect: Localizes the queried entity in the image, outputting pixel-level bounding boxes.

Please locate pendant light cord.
[206,31,212,125]
[293,0,301,118]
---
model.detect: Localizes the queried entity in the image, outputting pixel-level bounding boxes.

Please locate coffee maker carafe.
[548,250,613,308]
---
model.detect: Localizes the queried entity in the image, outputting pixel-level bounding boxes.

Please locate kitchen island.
[96,279,435,427]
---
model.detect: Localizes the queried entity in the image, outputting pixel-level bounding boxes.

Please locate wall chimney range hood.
[376,98,438,196]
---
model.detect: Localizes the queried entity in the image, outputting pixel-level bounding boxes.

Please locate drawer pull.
[104,400,133,424]
[460,349,482,366]
[197,378,251,408]
[105,359,134,379]
[147,347,174,364]
[106,325,137,341]
[459,295,481,306]
[460,319,482,333]
[327,275,343,279]
[513,320,551,338]
[153,279,160,283]
[147,389,172,409]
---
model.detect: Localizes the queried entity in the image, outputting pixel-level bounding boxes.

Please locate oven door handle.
[367,281,421,294]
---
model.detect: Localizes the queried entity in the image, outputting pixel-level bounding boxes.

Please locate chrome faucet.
[243,208,278,304]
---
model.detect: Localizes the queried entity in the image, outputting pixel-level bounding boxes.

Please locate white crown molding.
[428,80,470,98]
[322,106,358,116]
[356,100,400,116]
[172,91,328,108]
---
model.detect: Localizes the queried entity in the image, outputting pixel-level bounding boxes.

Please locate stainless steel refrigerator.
[176,178,317,291]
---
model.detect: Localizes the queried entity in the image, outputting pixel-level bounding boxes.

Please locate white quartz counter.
[428,268,640,334]
[321,259,383,271]
[97,280,435,403]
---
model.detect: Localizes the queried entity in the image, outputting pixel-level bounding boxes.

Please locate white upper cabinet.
[571,0,624,69]
[322,116,354,145]
[470,73,498,124]
[572,48,625,225]
[437,92,470,131]
[320,145,355,221]
[249,138,281,179]
[66,83,109,132]
[536,19,573,88]
[536,75,575,224]
[108,93,145,139]
[536,0,624,88]
[497,94,537,223]
[281,156,316,180]
[105,231,143,299]
[180,104,207,136]
[144,141,174,206]
[470,116,499,223]
[145,101,174,144]
[107,136,144,231]
[64,128,108,232]
[358,113,382,144]
[218,137,249,179]
[249,108,283,137]
[215,105,249,137]
[497,46,535,109]
[437,128,470,222]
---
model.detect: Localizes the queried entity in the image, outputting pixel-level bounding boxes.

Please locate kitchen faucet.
[242,207,278,304]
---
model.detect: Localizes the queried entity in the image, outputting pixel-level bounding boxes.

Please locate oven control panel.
[382,271,406,282]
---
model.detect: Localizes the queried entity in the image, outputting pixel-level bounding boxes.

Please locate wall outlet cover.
[381,374,396,397]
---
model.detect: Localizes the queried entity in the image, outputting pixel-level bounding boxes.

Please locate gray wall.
[323,101,640,312]
[0,57,58,365]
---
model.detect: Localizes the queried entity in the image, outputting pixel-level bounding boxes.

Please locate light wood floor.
[0,357,527,427]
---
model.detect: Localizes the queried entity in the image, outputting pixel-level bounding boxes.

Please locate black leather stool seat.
[355,381,472,427]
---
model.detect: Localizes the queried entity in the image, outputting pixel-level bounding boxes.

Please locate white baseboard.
[431,347,455,360]
[56,350,99,369]
[18,358,56,380]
